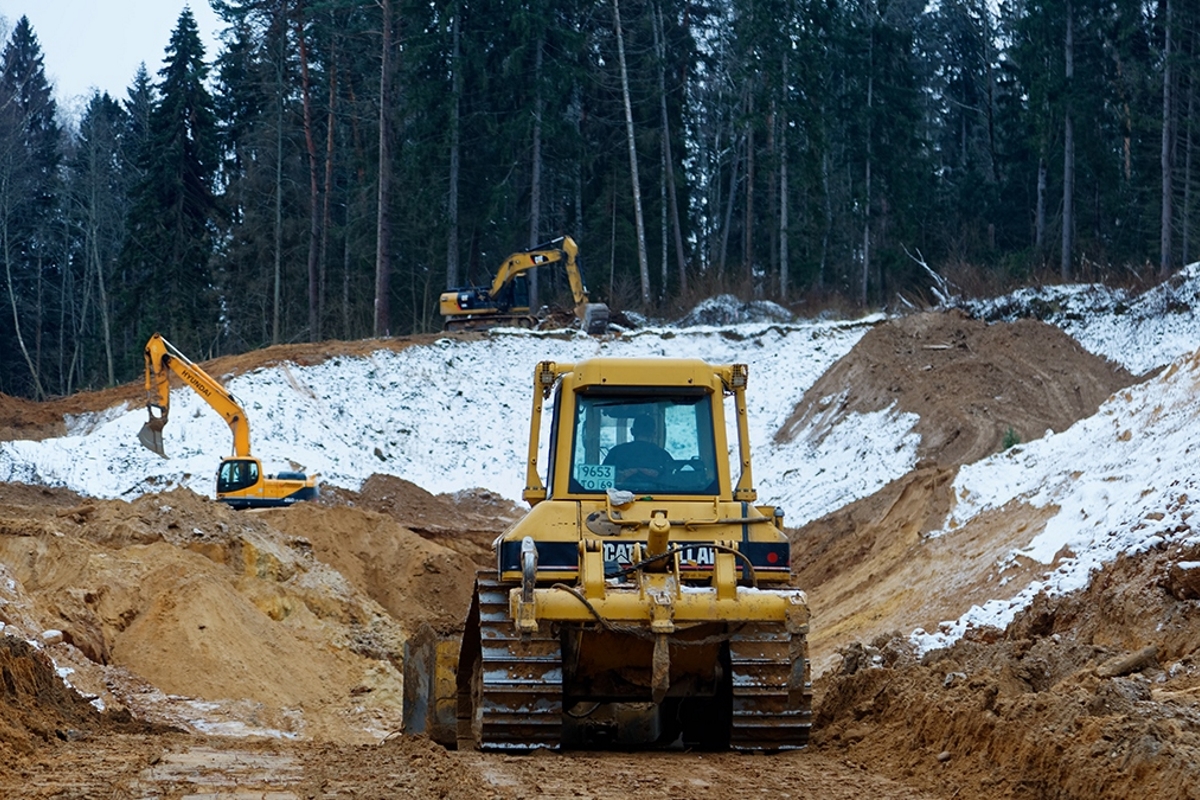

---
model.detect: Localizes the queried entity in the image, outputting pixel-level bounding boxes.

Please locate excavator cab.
[217,458,260,494]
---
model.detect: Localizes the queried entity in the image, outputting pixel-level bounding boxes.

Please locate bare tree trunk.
[982,0,999,183]
[296,0,322,341]
[1,181,44,398]
[767,101,777,294]
[709,125,724,274]
[1036,154,1047,251]
[446,5,461,289]
[613,0,651,305]
[273,57,284,345]
[572,84,584,244]
[374,0,393,336]
[719,137,741,280]
[779,57,789,300]
[1061,0,1075,281]
[528,33,544,310]
[83,139,115,386]
[660,143,668,294]
[343,225,352,337]
[744,89,755,288]
[820,150,830,289]
[653,3,687,295]
[1160,0,1174,278]
[861,60,873,307]
[94,218,114,386]
[1184,60,1195,265]
[319,25,338,335]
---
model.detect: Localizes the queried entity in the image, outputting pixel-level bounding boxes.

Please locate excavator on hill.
[439,236,610,334]
[403,357,810,751]
[137,333,319,509]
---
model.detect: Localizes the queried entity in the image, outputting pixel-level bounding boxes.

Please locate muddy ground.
[2,312,1199,799]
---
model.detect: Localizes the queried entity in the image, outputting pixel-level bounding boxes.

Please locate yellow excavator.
[439,236,609,334]
[403,358,811,751]
[138,333,319,509]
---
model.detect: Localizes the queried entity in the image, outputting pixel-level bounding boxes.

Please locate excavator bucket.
[138,420,166,458]
[581,303,610,335]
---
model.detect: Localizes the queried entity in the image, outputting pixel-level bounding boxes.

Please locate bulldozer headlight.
[731,364,748,388]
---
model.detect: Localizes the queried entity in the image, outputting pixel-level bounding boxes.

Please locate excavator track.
[728,623,812,751]
[461,578,563,750]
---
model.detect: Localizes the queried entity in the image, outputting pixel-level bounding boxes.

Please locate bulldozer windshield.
[568,389,718,495]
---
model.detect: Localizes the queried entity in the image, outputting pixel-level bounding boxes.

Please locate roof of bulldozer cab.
[564,358,737,391]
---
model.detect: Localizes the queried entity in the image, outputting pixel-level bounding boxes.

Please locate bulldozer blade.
[138,423,167,458]
[403,623,460,747]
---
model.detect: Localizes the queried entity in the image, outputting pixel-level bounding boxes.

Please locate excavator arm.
[442,236,608,334]
[139,333,252,459]
[489,237,580,300]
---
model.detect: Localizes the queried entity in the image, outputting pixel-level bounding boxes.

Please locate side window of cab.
[218,460,258,492]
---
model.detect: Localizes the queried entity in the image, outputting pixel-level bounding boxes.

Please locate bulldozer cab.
[567,390,719,495]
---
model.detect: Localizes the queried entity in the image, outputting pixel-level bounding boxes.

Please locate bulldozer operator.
[603,414,674,484]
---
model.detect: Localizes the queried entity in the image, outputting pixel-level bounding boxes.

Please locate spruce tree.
[67,92,128,389]
[0,16,60,398]
[120,8,219,357]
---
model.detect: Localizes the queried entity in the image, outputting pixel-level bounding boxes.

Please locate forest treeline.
[0,0,1197,399]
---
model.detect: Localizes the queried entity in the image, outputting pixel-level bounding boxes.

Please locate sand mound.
[260,501,479,632]
[813,541,1200,800]
[791,466,1062,673]
[0,486,410,742]
[778,311,1136,466]
[350,473,521,563]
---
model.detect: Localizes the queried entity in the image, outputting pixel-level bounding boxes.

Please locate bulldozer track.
[468,578,564,750]
[728,623,812,750]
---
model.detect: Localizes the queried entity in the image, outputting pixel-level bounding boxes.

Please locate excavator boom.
[141,333,251,458]
[441,236,609,334]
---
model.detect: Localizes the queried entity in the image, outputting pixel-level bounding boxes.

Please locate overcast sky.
[0,1,223,118]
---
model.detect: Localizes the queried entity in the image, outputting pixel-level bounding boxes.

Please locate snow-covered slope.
[912,348,1200,652]
[0,316,917,526]
[962,261,1200,376]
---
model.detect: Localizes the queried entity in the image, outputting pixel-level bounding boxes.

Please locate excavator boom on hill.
[139,333,318,509]
[439,236,609,334]
[404,357,811,751]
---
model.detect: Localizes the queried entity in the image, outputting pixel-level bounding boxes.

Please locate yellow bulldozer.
[404,358,811,751]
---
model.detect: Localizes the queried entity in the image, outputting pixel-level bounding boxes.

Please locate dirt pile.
[813,540,1200,800]
[777,311,1136,466]
[791,465,1065,673]
[0,484,422,743]
[0,637,103,754]
[260,500,479,633]
[348,473,521,561]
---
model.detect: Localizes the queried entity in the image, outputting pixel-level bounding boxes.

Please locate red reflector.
[767,551,779,564]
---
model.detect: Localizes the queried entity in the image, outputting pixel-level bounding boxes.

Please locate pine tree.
[66,92,128,389]
[120,8,220,357]
[0,16,60,398]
